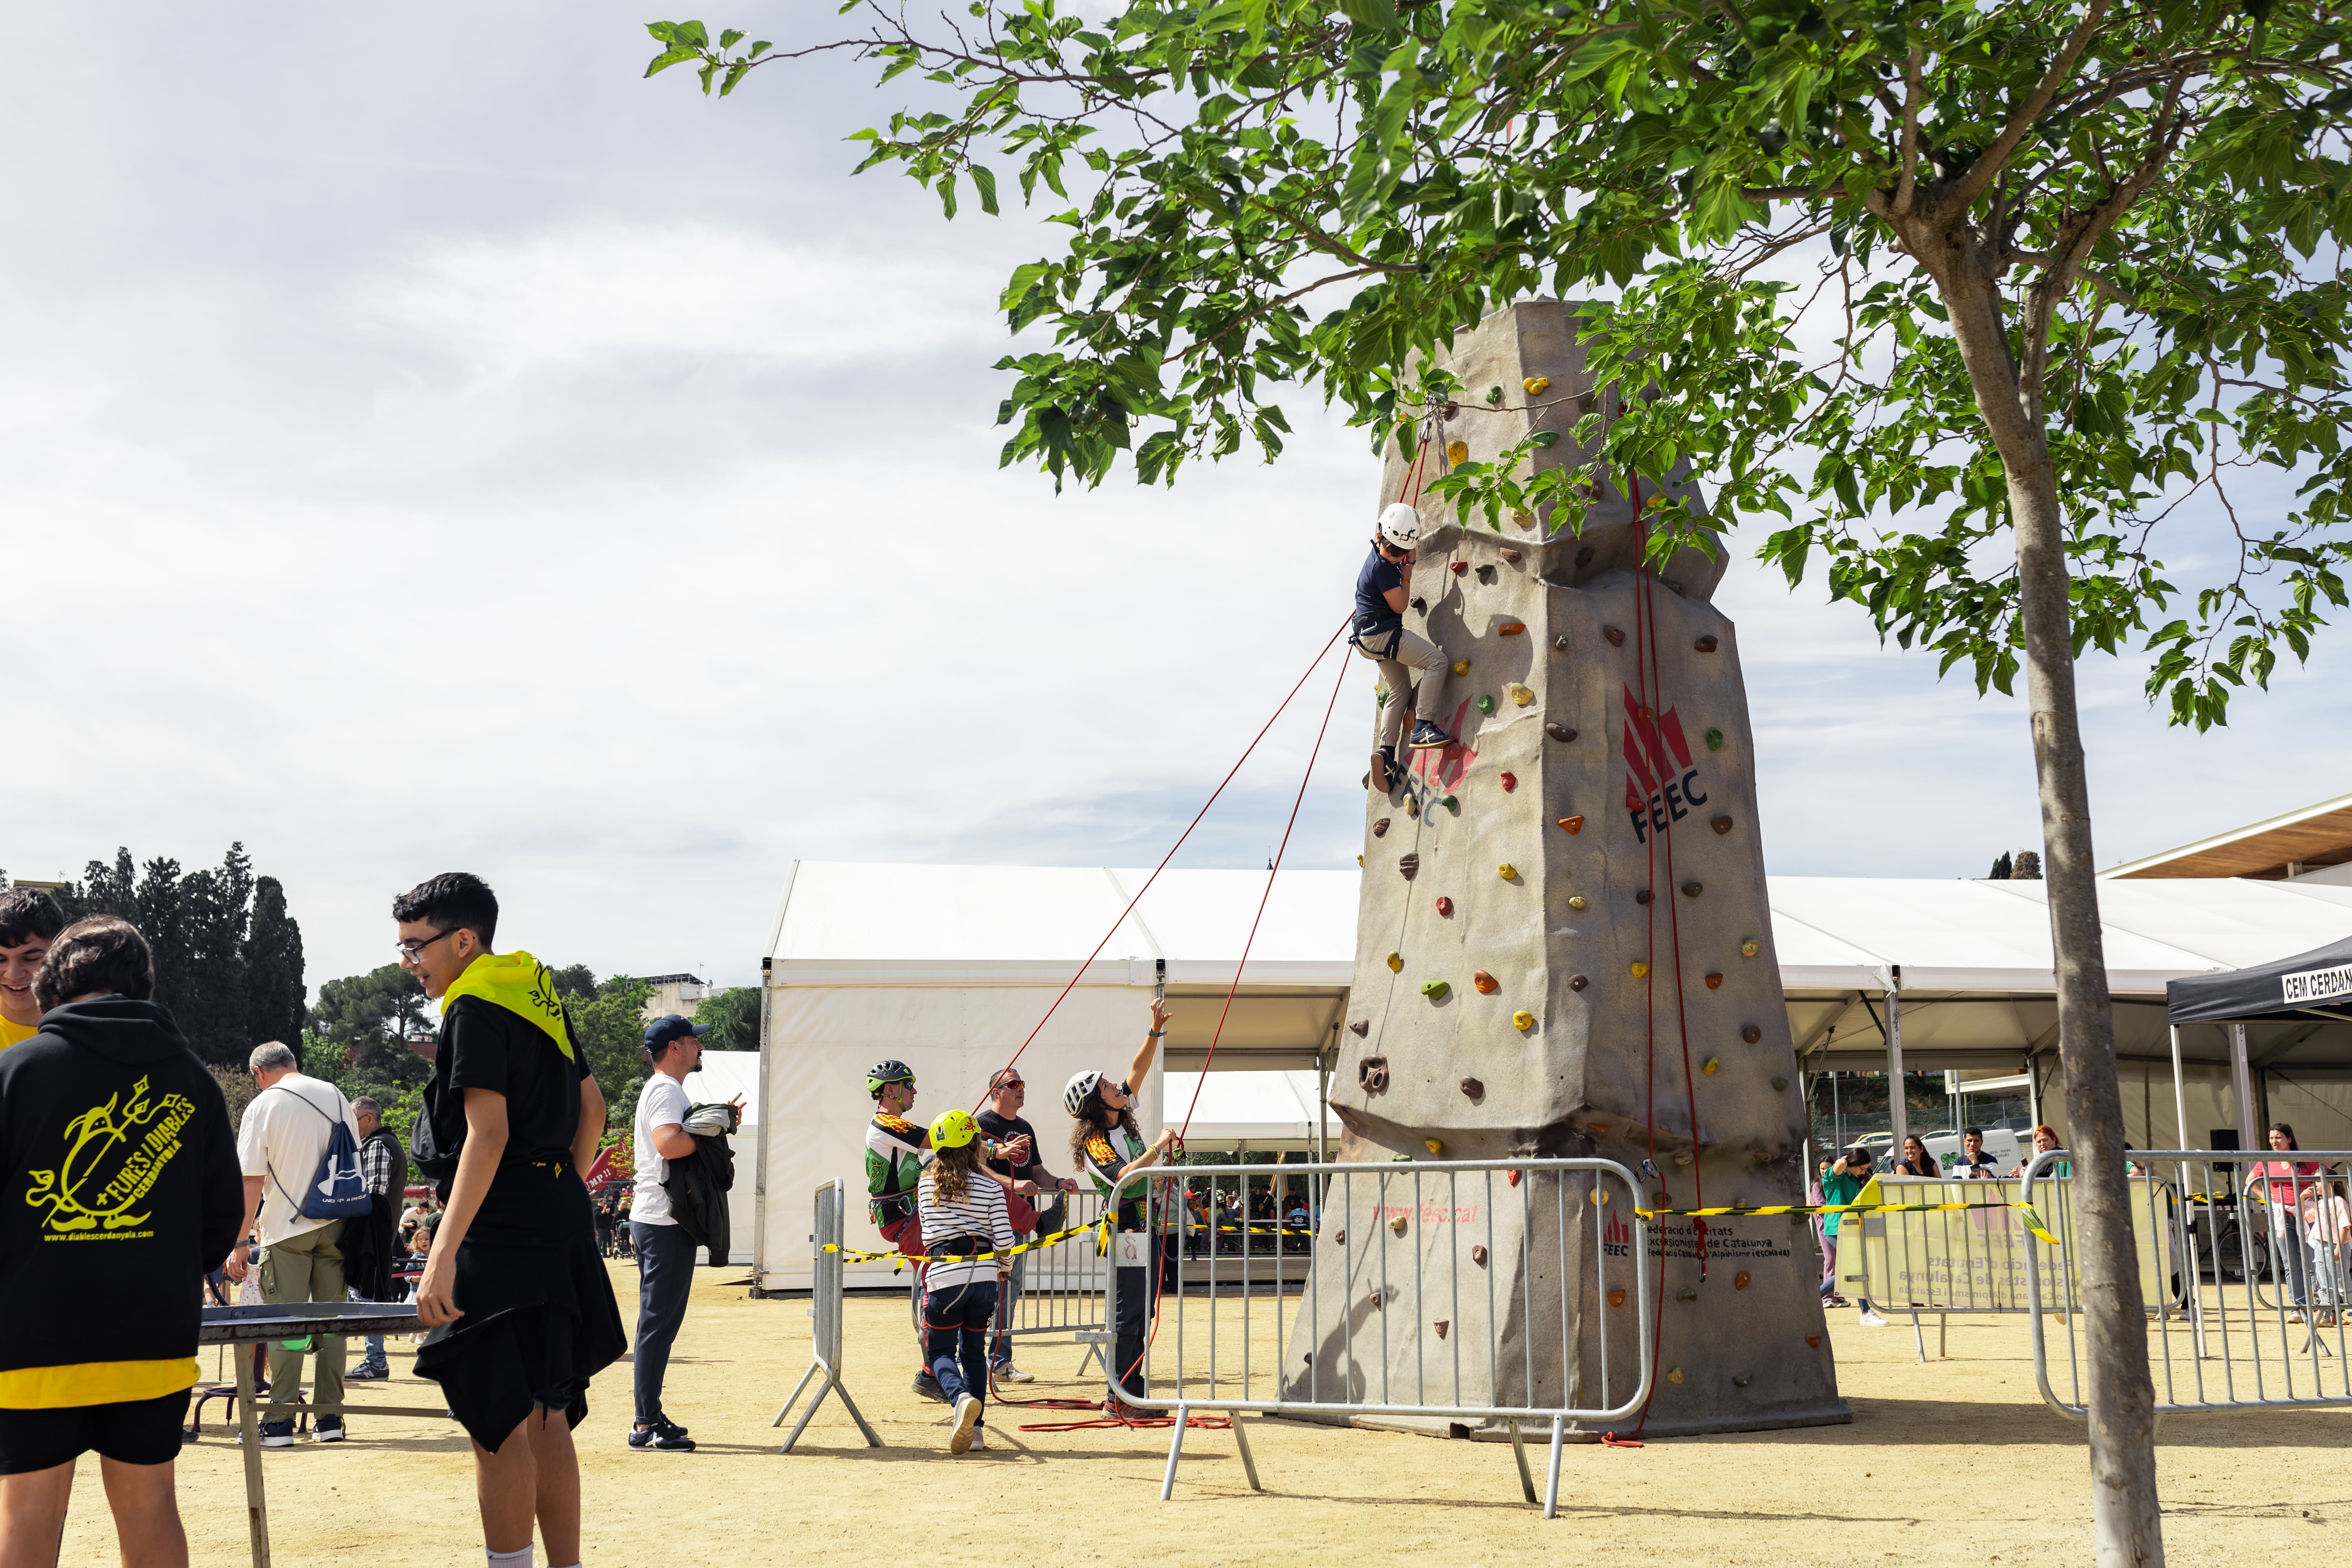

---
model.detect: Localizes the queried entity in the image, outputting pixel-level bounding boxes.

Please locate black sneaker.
[344,1364,390,1382]
[256,1420,296,1449]
[1407,720,1454,750]
[913,1371,950,1405]
[315,1415,345,1443]
[628,1419,694,1452]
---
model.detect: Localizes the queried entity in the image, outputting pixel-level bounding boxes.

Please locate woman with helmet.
[1354,500,1456,792]
[1066,998,1181,1415]
[917,1108,1017,1453]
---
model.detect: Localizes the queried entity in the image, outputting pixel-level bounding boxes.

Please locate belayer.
[1353,501,1454,791]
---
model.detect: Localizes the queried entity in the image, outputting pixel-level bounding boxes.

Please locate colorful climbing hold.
[1590,1189,1609,1205]
[1733,1374,1753,1388]
[1356,855,1364,866]
[1373,817,1391,837]
[1695,634,1719,653]
[1473,970,1498,994]
[1405,796,1420,818]
[1676,1286,1698,1302]
[1681,880,1703,898]
[1507,682,1534,706]
[1567,895,1588,910]
[1449,560,1468,576]
[1386,952,1404,973]
[1735,1271,1751,1291]
[1425,1138,1445,1156]
[1634,889,1652,905]
[1389,1214,1409,1235]
[1506,1169,1522,1186]
[1559,815,1585,835]
[1771,1075,1789,1091]
[1499,548,1522,565]
[1499,771,1517,792]
[1472,1245,1489,1267]
[1608,1290,1626,1308]
[1498,863,1517,880]
[1603,626,1626,647]
[1358,1056,1387,1092]
[1569,974,1588,991]
[1348,1020,1370,1037]
[1460,1077,1484,1099]
[1452,658,1471,676]
[1421,980,1451,1000]
[1631,962,1649,978]
[1410,595,1427,612]
[1475,563,1496,584]
[1700,1057,1720,1077]
[1545,722,1578,742]
[1553,634,1570,650]
[1589,1124,1610,1136]
[1446,440,1468,464]
[1704,972,1723,989]
[1711,814,1734,835]
[1523,376,1551,395]
[1441,795,1460,814]
[1705,726,1725,751]
[1666,1367,1684,1385]
[1436,896,1454,917]
[1806,1335,1823,1349]
[1512,509,1533,529]
[1741,1024,1762,1043]
[1740,939,1759,957]
[1476,693,1496,715]
[1434,1320,1450,1339]
[1513,1010,1535,1031]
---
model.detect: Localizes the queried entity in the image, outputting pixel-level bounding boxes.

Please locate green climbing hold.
[1477,694,1496,715]
[1441,795,1460,814]
[1676,1286,1698,1303]
[1421,980,1451,1000]
[1705,727,1725,751]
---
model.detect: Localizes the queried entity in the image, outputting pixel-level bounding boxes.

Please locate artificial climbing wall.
[1280,301,1848,1438]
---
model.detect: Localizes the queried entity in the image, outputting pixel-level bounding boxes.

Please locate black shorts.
[0,1390,190,1475]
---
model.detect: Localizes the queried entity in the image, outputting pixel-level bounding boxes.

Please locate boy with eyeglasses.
[393,872,626,1568]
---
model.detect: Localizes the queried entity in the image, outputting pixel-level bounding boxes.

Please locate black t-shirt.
[1353,546,1404,634]
[975,1110,1043,1183]
[414,996,594,1241]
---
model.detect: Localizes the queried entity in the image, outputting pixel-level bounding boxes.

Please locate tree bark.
[1937,261,2164,1568]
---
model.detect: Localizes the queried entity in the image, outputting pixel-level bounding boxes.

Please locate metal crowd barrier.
[1845,1173,2184,1362]
[2024,1148,2352,1416]
[1106,1157,1653,1517]
[774,1179,881,1451]
[994,1189,1108,1371]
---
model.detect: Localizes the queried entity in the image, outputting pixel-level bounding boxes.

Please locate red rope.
[982,616,1352,1098]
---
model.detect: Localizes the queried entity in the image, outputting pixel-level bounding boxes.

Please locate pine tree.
[1989,852,2014,881]
[2013,850,2044,881]
[244,876,307,1056]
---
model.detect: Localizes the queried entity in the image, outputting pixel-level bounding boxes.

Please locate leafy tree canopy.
[692,984,761,1051]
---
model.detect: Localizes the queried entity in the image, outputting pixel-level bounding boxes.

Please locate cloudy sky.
[5,2,2345,997]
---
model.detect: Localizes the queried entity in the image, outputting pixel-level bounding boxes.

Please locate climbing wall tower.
[1280,300,1848,1437]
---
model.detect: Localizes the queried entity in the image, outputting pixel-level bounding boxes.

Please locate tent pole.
[2230,1023,2259,1158]
[2168,1026,2189,1151]
[1885,967,1907,1163]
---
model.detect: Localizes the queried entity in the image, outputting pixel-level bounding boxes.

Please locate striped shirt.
[917,1167,1016,1291]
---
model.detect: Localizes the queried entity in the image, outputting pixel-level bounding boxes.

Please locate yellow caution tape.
[1634,1197,2066,1245]
[825,1220,1103,1266]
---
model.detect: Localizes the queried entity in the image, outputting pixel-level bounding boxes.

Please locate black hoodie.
[0,997,243,1407]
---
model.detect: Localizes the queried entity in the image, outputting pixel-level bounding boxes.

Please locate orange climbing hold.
[1735,1271,1752,1290]
[1607,1290,1626,1308]
[1472,970,1498,994]
[1704,972,1723,989]
[1558,815,1584,834]
[1497,619,1525,636]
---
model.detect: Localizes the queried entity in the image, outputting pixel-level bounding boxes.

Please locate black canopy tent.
[2166,933,2352,1154]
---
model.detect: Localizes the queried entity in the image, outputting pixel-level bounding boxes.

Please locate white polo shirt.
[631,1074,692,1226]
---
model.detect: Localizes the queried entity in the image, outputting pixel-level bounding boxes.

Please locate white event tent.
[749,861,2352,1292]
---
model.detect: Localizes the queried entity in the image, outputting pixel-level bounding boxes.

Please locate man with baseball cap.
[628,1012,709,1451]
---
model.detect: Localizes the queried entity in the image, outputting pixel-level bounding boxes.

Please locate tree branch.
[1947,0,2110,210]
[1894,45,1924,216]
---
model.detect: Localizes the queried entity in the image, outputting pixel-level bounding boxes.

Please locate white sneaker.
[969,1428,989,1451]
[949,1393,980,1454]
[996,1364,1035,1384]
[1857,1308,1890,1327]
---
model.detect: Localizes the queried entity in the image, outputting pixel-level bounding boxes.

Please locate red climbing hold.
[1471,1245,1488,1267]
[1450,560,1469,575]
[1741,1024,1762,1044]
[1607,1289,1626,1308]
[1704,972,1723,989]
[1545,722,1578,743]
[1569,974,1588,991]
[1498,619,1526,636]
[1602,626,1626,647]
[1373,817,1391,837]
[1499,547,1522,563]
[1806,1335,1823,1349]
[1711,814,1734,835]
[1348,1019,1370,1037]
[1507,1169,1522,1187]
[1460,1077,1484,1098]
[1500,772,1517,792]
[1436,896,1454,917]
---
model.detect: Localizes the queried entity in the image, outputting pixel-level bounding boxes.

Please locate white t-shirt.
[236,1073,361,1246]
[631,1074,692,1226]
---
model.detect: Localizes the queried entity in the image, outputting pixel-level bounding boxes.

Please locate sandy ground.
[49,1264,2351,1566]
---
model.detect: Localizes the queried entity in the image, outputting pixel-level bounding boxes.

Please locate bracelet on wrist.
[1147,1029,1165,1038]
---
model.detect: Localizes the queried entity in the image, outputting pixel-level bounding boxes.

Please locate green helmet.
[866,1058,916,1099]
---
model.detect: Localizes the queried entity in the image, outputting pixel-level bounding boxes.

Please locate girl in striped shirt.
[918,1109,1015,1453]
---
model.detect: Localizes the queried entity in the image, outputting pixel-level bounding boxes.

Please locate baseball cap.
[644,1013,712,1050]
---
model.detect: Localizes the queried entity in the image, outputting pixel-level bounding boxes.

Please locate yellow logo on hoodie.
[23,1076,197,1240]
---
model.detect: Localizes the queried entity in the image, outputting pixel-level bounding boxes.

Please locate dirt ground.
[57,1264,2349,1566]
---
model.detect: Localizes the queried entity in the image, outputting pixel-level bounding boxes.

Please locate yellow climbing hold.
[1513,1010,1534,1031]
[1523,376,1551,395]
[1389,1214,1408,1235]
[1740,939,1760,957]
[1507,682,1534,706]
[1452,659,1471,676]
[1446,440,1468,464]
[1666,1366,1685,1385]
[1357,855,1364,867]
[1702,1056,1720,1076]
[1498,863,1517,880]
[1567,895,1588,911]
[1631,961,1649,978]
[1406,796,1419,817]
[1425,1138,1445,1156]
[1387,952,1404,973]
[1589,1188,1609,1205]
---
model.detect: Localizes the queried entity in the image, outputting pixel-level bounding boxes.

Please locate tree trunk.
[1936,267,2163,1567]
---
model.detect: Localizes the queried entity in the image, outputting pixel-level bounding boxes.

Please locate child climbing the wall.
[1353,502,1456,791]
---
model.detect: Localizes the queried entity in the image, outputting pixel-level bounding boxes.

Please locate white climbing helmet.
[1376,502,1422,552]
[1064,1070,1105,1117]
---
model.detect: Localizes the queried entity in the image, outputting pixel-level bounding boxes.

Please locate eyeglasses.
[396,928,458,966]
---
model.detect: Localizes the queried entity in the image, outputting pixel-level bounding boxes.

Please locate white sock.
[487,1549,533,1568]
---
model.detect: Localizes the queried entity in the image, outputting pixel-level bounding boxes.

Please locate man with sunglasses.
[975,1068,1081,1384]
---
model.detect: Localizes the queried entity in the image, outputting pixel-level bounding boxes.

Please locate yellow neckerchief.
[438,950,573,1060]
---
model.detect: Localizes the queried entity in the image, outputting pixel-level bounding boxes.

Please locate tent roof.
[2167,930,2352,1026]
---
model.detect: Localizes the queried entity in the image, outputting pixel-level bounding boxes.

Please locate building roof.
[640,972,706,985]
[2100,790,2352,880]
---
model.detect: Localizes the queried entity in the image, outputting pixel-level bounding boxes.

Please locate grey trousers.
[1354,626,1448,751]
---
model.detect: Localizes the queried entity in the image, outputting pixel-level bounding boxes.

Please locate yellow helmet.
[930,1108,980,1151]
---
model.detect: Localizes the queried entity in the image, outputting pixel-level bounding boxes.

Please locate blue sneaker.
[628,1418,694,1452]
